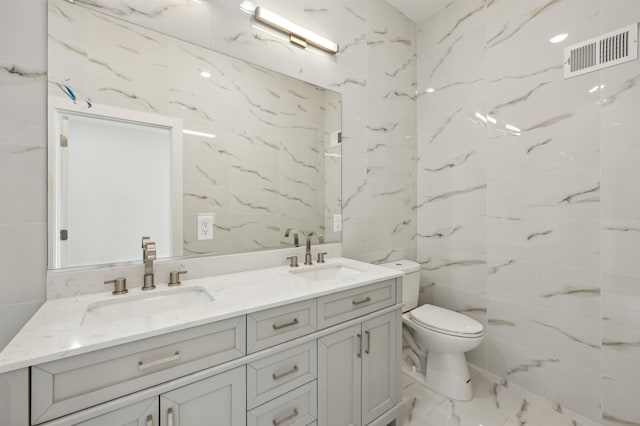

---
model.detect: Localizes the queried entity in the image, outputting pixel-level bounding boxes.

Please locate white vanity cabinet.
[65,366,246,426]
[361,312,399,425]
[31,317,247,424]
[72,397,158,426]
[317,311,399,426]
[160,366,246,426]
[24,276,402,426]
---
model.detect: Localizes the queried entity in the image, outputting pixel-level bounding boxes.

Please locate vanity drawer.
[317,279,397,329]
[247,341,317,409]
[247,381,317,426]
[247,299,316,353]
[31,316,246,424]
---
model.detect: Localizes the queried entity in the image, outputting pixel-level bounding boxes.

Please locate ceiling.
[385,0,451,23]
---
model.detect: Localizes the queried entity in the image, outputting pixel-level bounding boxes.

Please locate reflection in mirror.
[48,101,183,268]
[47,0,342,269]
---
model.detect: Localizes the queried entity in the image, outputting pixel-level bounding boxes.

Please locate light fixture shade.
[254,7,339,54]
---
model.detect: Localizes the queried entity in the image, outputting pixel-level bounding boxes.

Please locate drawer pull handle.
[138,351,180,370]
[352,296,371,306]
[365,330,370,354]
[273,408,299,426]
[167,408,174,426]
[357,333,362,358]
[146,415,154,426]
[272,365,299,381]
[273,318,299,330]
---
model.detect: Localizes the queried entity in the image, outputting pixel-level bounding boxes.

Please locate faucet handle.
[168,270,188,287]
[287,256,299,268]
[317,252,328,263]
[105,278,128,295]
[141,236,151,248]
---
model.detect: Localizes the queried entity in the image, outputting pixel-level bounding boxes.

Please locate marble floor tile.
[400,365,602,426]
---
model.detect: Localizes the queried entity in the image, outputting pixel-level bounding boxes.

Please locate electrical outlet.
[333,214,342,232]
[197,214,214,240]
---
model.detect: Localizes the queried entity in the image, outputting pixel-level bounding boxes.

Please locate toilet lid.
[410,304,483,336]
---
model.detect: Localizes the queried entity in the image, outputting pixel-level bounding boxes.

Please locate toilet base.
[426,351,473,401]
[401,354,474,401]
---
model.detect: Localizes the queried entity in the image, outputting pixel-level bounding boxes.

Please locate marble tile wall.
[49,0,333,258]
[0,0,416,348]
[417,0,640,423]
[0,0,48,351]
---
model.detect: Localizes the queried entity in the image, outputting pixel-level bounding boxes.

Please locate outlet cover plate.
[197,214,214,240]
[333,214,342,232]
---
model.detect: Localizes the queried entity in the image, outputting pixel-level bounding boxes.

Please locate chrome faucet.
[304,231,324,265]
[284,228,300,247]
[141,236,156,290]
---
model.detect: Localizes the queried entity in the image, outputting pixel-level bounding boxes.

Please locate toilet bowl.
[381,260,485,401]
[402,304,484,400]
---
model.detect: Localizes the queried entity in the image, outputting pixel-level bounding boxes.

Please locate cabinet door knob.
[357,333,362,358]
[365,330,370,354]
[146,414,154,426]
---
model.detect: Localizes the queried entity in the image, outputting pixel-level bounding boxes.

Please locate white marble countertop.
[0,257,402,374]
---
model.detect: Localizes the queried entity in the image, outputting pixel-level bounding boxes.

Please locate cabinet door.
[361,312,398,425]
[317,324,361,426]
[160,366,246,426]
[73,397,158,426]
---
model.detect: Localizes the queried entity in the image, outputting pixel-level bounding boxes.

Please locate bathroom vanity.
[0,258,404,426]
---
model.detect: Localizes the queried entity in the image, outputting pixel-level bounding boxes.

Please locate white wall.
[0,0,416,349]
[416,0,640,423]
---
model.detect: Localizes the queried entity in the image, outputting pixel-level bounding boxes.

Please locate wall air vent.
[564,23,638,79]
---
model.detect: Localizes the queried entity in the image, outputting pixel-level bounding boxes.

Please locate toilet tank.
[380,260,421,312]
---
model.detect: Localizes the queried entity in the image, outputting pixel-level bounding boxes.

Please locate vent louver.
[564,23,638,79]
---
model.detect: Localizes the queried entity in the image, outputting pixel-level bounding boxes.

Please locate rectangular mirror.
[47,0,342,269]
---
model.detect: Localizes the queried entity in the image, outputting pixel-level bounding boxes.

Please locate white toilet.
[381,260,484,401]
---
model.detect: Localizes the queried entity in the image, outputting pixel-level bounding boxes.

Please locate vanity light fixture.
[254,7,339,54]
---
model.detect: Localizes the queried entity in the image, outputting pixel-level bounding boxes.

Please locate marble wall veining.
[0,0,416,349]
[49,0,338,259]
[416,0,640,424]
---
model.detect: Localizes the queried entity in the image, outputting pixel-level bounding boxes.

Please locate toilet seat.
[408,304,484,338]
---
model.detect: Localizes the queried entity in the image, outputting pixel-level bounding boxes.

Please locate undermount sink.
[290,264,364,281]
[81,287,214,327]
